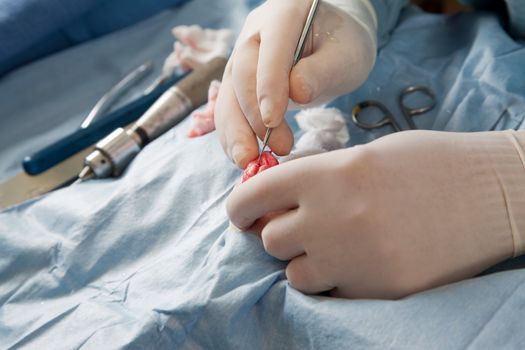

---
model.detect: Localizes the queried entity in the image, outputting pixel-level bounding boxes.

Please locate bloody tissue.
[241,152,279,183]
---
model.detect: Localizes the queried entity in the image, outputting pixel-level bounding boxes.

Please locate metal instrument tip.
[259,127,273,161]
[73,166,95,185]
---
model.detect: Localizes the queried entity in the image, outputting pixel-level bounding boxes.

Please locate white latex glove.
[227,130,525,299]
[215,0,377,168]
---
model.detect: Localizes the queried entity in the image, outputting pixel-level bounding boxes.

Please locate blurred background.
[0,0,468,77]
[412,0,467,13]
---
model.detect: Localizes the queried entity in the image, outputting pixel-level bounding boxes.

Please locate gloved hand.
[227,130,525,299]
[215,0,377,168]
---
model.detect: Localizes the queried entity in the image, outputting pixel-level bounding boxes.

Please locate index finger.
[257,1,312,127]
[227,161,300,229]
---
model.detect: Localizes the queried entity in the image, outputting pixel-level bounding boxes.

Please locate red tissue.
[241,152,279,183]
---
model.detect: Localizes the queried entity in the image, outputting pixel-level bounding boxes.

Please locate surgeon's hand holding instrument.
[259,0,321,158]
[214,0,378,168]
[76,57,227,182]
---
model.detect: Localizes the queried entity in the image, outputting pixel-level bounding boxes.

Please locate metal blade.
[0,147,93,210]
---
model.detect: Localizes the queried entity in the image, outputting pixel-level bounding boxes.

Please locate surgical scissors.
[351,85,436,132]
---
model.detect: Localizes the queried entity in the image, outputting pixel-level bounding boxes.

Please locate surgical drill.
[76,57,227,182]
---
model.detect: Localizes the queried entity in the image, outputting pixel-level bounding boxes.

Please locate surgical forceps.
[351,85,436,132]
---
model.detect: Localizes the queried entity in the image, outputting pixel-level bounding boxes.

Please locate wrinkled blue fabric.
[0,0,189,75]
[1,1,525,349]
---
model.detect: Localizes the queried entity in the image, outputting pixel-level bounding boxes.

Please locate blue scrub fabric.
[1,1,525,349]
[0,0,190,75]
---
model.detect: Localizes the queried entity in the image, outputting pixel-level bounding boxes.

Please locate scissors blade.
[260,0,320,157]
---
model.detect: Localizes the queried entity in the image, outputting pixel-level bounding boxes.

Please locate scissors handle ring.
[400,85,437,116]
[351,101,401,131]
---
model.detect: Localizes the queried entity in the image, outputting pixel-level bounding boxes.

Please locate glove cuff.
[476,130,525,258]
[496,131,525,257]
[323,0,378,59]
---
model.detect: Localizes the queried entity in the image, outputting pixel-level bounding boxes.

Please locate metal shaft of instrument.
[260,0,320,160]
[80,61,153,129]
